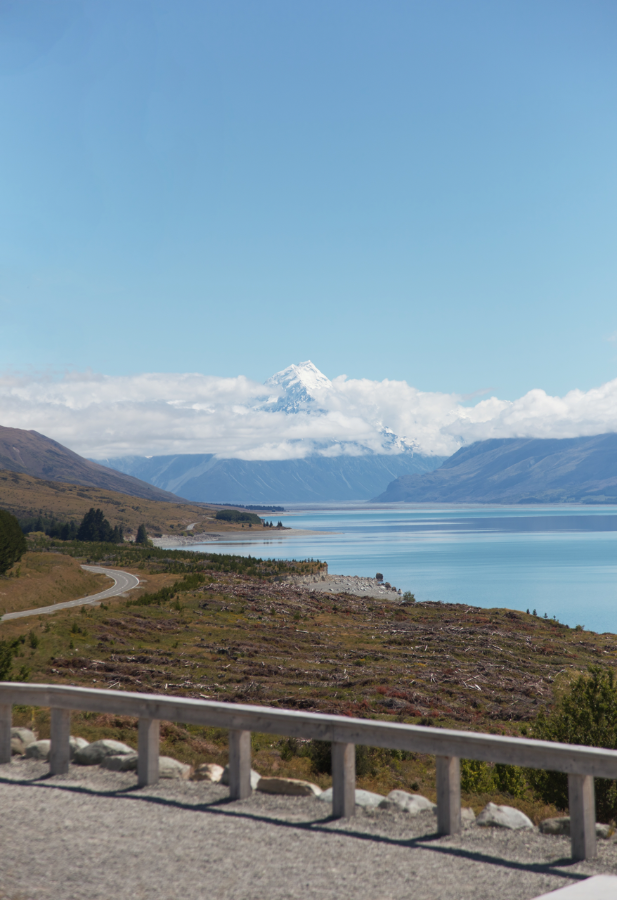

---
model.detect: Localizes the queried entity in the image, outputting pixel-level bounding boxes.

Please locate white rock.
[476,802,534,830]
[24,739,51,761]
[221,765,261,790]
[318,787,385,808]
[69,737,89,760]
[159,756,193,780]
[462,807,476,826]
[257,777,322,797]
[10,727,37,755]
[193,763,225,783]
[75,739,134,766]
[379,790,437,815]
[102,752,138,772]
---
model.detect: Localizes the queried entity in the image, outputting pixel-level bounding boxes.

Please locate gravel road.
[1,759,616,900]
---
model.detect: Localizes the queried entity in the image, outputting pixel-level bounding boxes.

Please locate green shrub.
[460,758,495,793]
[461,758,527,798]
[494,763,528,798]
[129,572,205,607]
[528,666,617,822]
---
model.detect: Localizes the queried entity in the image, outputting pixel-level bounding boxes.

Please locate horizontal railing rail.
[0,683,609,861]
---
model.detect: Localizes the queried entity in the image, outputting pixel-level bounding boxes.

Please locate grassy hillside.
[4,542,616,822]
[0,471,266,538]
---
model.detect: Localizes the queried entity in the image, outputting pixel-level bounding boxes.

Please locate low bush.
[460,758,527,798]
[129,572,206,607]
[528,666,617,822]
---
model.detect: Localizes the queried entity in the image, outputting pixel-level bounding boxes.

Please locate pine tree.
[77,508,122,543]
[135,524,148,545]
[0,510,27,576]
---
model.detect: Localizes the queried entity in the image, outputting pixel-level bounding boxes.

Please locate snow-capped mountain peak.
[260,362,415,455]
[263,360,332,413]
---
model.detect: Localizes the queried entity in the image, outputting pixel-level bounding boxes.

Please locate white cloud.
[0,367,616,460]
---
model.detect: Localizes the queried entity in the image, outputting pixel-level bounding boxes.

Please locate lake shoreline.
[152,527,332,548]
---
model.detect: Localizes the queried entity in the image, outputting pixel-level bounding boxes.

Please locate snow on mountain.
[262,360,332,413]
[378,427,417,454]
[261,361,415,455]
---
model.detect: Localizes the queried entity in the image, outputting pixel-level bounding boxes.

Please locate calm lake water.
[176,505,617,634]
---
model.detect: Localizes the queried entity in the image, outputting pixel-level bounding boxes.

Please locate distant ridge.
[100,452,444,503]
[372,434,617,504]
[0,425,183,503]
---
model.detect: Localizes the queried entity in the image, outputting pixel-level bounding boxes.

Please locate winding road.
[1,566,140,622]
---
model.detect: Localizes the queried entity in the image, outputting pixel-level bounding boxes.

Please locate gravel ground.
[1,760,616,900]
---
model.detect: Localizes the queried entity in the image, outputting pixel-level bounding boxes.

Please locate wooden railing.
[1,683,615,861]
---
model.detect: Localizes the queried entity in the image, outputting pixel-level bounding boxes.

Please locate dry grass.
[0,553,106,615]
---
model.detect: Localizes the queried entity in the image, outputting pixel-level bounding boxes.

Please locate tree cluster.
[20,515,78,541]
[215,509,263,526]
[76,508,124,544]
[0,509,27,576]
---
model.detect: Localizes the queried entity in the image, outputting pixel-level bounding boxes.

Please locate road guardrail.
[1,683,612,860]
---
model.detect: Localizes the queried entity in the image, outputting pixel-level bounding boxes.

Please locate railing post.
[332,741,355,818]
[436,755,461,835]
[138,718,160,787]
[229,730,252,800]
[0,704,11,764]
[569,773,597,860]
[49,708,71,775]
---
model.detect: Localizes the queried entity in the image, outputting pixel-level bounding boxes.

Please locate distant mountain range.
[0,425,182,503]
[98,360,443,502]
[98,452,443,503]
[373,434,617,504]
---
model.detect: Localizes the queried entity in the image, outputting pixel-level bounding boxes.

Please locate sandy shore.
[152,527,329,548]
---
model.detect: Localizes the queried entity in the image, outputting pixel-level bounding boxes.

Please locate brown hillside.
[0,471,251,538]
[0,425,182,502]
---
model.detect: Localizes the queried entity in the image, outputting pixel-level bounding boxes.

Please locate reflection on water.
[171,504,617,634]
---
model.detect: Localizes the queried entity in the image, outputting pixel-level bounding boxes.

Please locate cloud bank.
[0,368,616,460]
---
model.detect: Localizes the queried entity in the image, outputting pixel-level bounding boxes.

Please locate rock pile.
[281,573,402,599]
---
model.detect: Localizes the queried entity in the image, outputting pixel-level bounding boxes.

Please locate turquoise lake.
[177,505,617,634]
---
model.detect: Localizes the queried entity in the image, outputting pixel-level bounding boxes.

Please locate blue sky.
[1,0,616,401]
